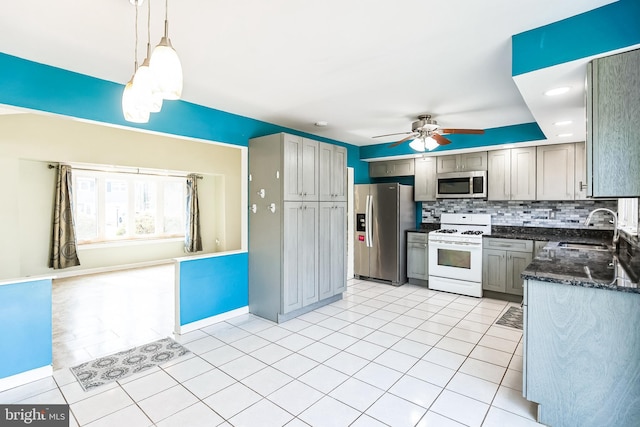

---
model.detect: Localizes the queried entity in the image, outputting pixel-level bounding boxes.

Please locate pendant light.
[122,1,150,123]
[133,0,163,113]
[150,0,183,100]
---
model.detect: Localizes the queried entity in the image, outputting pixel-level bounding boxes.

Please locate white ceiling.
[0,0,617,147]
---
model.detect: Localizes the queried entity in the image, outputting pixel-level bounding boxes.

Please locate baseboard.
[175,306,249,335]
[0,366,53,393]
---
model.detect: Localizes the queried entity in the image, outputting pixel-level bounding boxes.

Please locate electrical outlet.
[549,211,556,219]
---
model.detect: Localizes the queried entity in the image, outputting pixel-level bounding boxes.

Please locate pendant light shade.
[150,0,182,100]
[134,60,163,112]
[122,74,150,123]
[424,136,439,151]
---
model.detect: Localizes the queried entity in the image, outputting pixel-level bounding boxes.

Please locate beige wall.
[0,113,244,280]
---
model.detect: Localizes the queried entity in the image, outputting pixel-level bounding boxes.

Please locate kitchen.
[1,1,639,426]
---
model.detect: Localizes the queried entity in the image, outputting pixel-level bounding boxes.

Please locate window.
[618,198,638,236]
[72,170,186,244]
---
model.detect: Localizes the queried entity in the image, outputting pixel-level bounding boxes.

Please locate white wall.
[0,113,244,280]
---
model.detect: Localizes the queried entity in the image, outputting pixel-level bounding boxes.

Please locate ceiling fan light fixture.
[424,136,439,151]
[409,138,426,152]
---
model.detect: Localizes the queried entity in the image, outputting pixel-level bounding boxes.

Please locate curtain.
[185,174,203,253]
[49,164,80,269]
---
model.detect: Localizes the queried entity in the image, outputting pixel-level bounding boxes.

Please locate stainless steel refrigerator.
[354,183,415,285]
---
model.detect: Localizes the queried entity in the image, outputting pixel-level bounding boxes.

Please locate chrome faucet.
[584,208,619,245]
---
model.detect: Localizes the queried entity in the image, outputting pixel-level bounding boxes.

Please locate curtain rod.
[48,164,202,179]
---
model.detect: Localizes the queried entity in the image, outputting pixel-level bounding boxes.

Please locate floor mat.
[494,306,523,330]
[70,337,190,391]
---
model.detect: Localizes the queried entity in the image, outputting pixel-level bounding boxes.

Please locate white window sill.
[78,237,184,250]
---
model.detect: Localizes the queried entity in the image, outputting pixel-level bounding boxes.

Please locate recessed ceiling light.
[557,133,573,138]
[314,121,328,127]
[544,87,571,96]
[553,120,573,126]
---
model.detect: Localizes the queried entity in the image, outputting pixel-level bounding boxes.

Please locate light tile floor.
[1,278,546,426]
[52,264,175,369]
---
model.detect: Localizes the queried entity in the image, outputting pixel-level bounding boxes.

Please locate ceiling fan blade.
[432,133,452,146]
[439,128,485,135]
[372,131,412,139]
[388,133,417,148]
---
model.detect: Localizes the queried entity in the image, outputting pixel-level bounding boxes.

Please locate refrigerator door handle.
[366,194,373,247]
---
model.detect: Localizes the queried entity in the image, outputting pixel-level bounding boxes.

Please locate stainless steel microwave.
[436,170,487,199]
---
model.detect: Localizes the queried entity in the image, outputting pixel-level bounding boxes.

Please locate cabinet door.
[537,144,575,200]
[414,157,437,201]
[283,203,303,313]
[574,142,588,200]
[482,249,507,292]
[301,138,319,200]
[511,147,536,200]
[391,159,415,176]
[589,49,640,197]
[283,135,303,201]
[407,242,428,280]
[369,162,389,178]
[460,152,488,171]
[488,149,511,200]
[506,251,532,296]
[300,202,319,307]
[318,202,333,300]
[318,143,333,201]
[331,203,347,294]
[437,155,458,173]
[332,146,347,201]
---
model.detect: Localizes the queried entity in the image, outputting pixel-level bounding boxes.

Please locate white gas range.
[428,213,491,297]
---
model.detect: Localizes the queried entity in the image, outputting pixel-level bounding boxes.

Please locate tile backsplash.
[421,199,618,230]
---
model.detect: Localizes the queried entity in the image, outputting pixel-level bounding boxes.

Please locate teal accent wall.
[359,122,545,160]
[512,0,640,76]
[0,52,369,181]
[179,253,249,326]
[0,279,52,379]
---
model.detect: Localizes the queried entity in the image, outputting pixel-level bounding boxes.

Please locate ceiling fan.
[372,114,485,152]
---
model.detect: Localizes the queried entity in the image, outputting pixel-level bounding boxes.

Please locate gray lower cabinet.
[407,232,428,281]
[319,202,347,300]
[483,238,533,296]
[283,202,319,311]
[523,279,640,426]
[587,48,640,197]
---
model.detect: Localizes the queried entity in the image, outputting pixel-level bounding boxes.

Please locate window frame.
[618,198,638,236]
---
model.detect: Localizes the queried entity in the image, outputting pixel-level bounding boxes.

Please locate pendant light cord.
[134,1,139,71]
[147,0,151,55]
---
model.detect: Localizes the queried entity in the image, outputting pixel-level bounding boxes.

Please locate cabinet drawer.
[484,238,533,252]
[407,232,428,243]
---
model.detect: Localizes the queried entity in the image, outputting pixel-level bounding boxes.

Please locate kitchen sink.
[557,242,609,251]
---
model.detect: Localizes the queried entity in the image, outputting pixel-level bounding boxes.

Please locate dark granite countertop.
[487,225,613,244]
[522,242,640,294]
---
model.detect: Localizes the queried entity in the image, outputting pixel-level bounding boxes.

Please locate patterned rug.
[495,306,523,330]
[71,337,190,391]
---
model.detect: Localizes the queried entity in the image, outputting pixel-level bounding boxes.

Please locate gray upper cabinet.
[537,143,575,200]
[574,142,588,200]
[283,135,319,201]
[319,142,347,201]
[414,157,437,201]
[488,147,536,201]
[437,152,487,173]
[369,159,415,177]
[587,48,640,197]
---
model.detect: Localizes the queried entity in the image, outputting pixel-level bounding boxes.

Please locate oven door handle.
[429,240,482,247]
